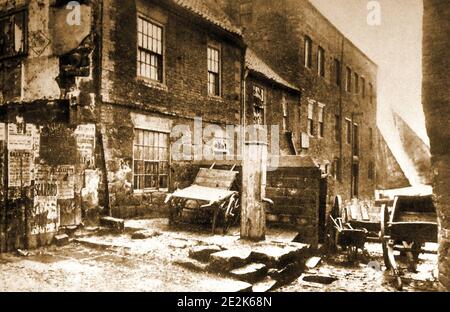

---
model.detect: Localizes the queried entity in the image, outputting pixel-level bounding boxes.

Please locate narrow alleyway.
[0,219,439,292]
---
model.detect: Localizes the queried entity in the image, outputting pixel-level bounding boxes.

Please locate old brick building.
[0,0,380,251]
[422,0,450,290]
[218,0,378,218]
[0,0,247,251]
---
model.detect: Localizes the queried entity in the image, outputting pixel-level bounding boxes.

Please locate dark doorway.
[351,163,359,198]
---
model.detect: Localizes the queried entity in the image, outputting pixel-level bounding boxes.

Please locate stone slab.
[100,217,125,233]
[189,245,223,262]
[230,263,267,283]
[210,248,252,272]
[252,277,278,292]
[250,242,310,268]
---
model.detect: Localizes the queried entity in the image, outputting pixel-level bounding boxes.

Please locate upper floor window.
[207,46,221,96]
[307,102,314,136]
[353,123,359,156]
[361,77,366,98]
[318,105,325,138]
[0,9,27,60]
[334,114,341,142]
[346,118,352,144]
[334,58,341,86]
[282,96,289,132]
[253,85,265,124]
[317,46,325,77]
[368,161,375,180]
[346,67,352,92]
[137,17,163,82]
[354,73,359,94]
[369,83,374,104]
[304,36,312,68]
[239,0,253,24]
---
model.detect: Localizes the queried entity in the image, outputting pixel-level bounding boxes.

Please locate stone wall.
[265,156,321,247]
[219,0,378,204]
[422,0,450,290]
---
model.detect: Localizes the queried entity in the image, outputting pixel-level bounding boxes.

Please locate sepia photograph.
[0,0,448,297]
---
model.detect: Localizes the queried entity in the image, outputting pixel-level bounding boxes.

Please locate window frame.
[0,7,28,61]
[304,36,312,69]
[361,76,366,98]
[334,114,341,142]
[346,66,352,93]
[317,104,325,138]
[207,44,221,97]
[307,101,315,136]
[136,15,165,83]
[345,118,352,144]
[334,58,341,86]
[132,128,170,193]
[317,46,325,77]
[354,72,359,94]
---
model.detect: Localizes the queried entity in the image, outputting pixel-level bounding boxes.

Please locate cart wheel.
[380,204,391,269]
[395,276,403,291]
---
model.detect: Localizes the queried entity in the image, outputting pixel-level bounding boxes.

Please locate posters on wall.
[74,124,96,167]
[56,165,75,200]
[0,123,5,142]
[8,150,33,188]
[31,195,59,235]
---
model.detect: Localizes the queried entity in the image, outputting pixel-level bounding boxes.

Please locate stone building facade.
[422,0,450,290]
[0,0,247,251]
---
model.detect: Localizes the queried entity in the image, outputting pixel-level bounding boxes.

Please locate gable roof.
[171,0,242,36]
[246,49,300,92]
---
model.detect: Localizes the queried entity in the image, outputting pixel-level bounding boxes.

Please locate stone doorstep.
[229,263,268,283]
[189,245,224,262]
[54,234,70,247]
[209,248,252,272]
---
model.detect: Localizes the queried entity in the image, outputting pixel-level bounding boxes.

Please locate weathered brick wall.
[0,104,99,251]
[422,0,450,290]
[220,0,378,205]
[98,0,245,218]
[266,162,321,247]
[246,75,300,156]
[101,0,242,125]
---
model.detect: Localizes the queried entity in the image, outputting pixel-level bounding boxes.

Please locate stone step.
[174,258,210,273]
[209,248,252,272]
[189,245,223,262]
[229,263,267,283]
[100,217,125,233]
[250,242,310,268]
[54,234,70,247]
[268,261,305,284]
[252,277,278,293]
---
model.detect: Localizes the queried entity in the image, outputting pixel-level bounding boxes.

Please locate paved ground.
[0,218,440,292]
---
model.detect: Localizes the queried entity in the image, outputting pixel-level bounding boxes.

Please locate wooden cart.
[330,215,368,260]
[380,195,438,290]
[164,164,240,234]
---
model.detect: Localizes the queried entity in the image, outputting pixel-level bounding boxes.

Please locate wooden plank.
[194,168,237,189]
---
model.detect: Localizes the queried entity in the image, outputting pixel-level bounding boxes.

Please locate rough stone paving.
[0,219,439,292]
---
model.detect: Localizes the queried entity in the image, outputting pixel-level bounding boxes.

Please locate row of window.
[304,36,375,103]
[137,16,221,97]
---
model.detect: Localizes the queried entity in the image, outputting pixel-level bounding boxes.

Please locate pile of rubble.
[176,241,311,292]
